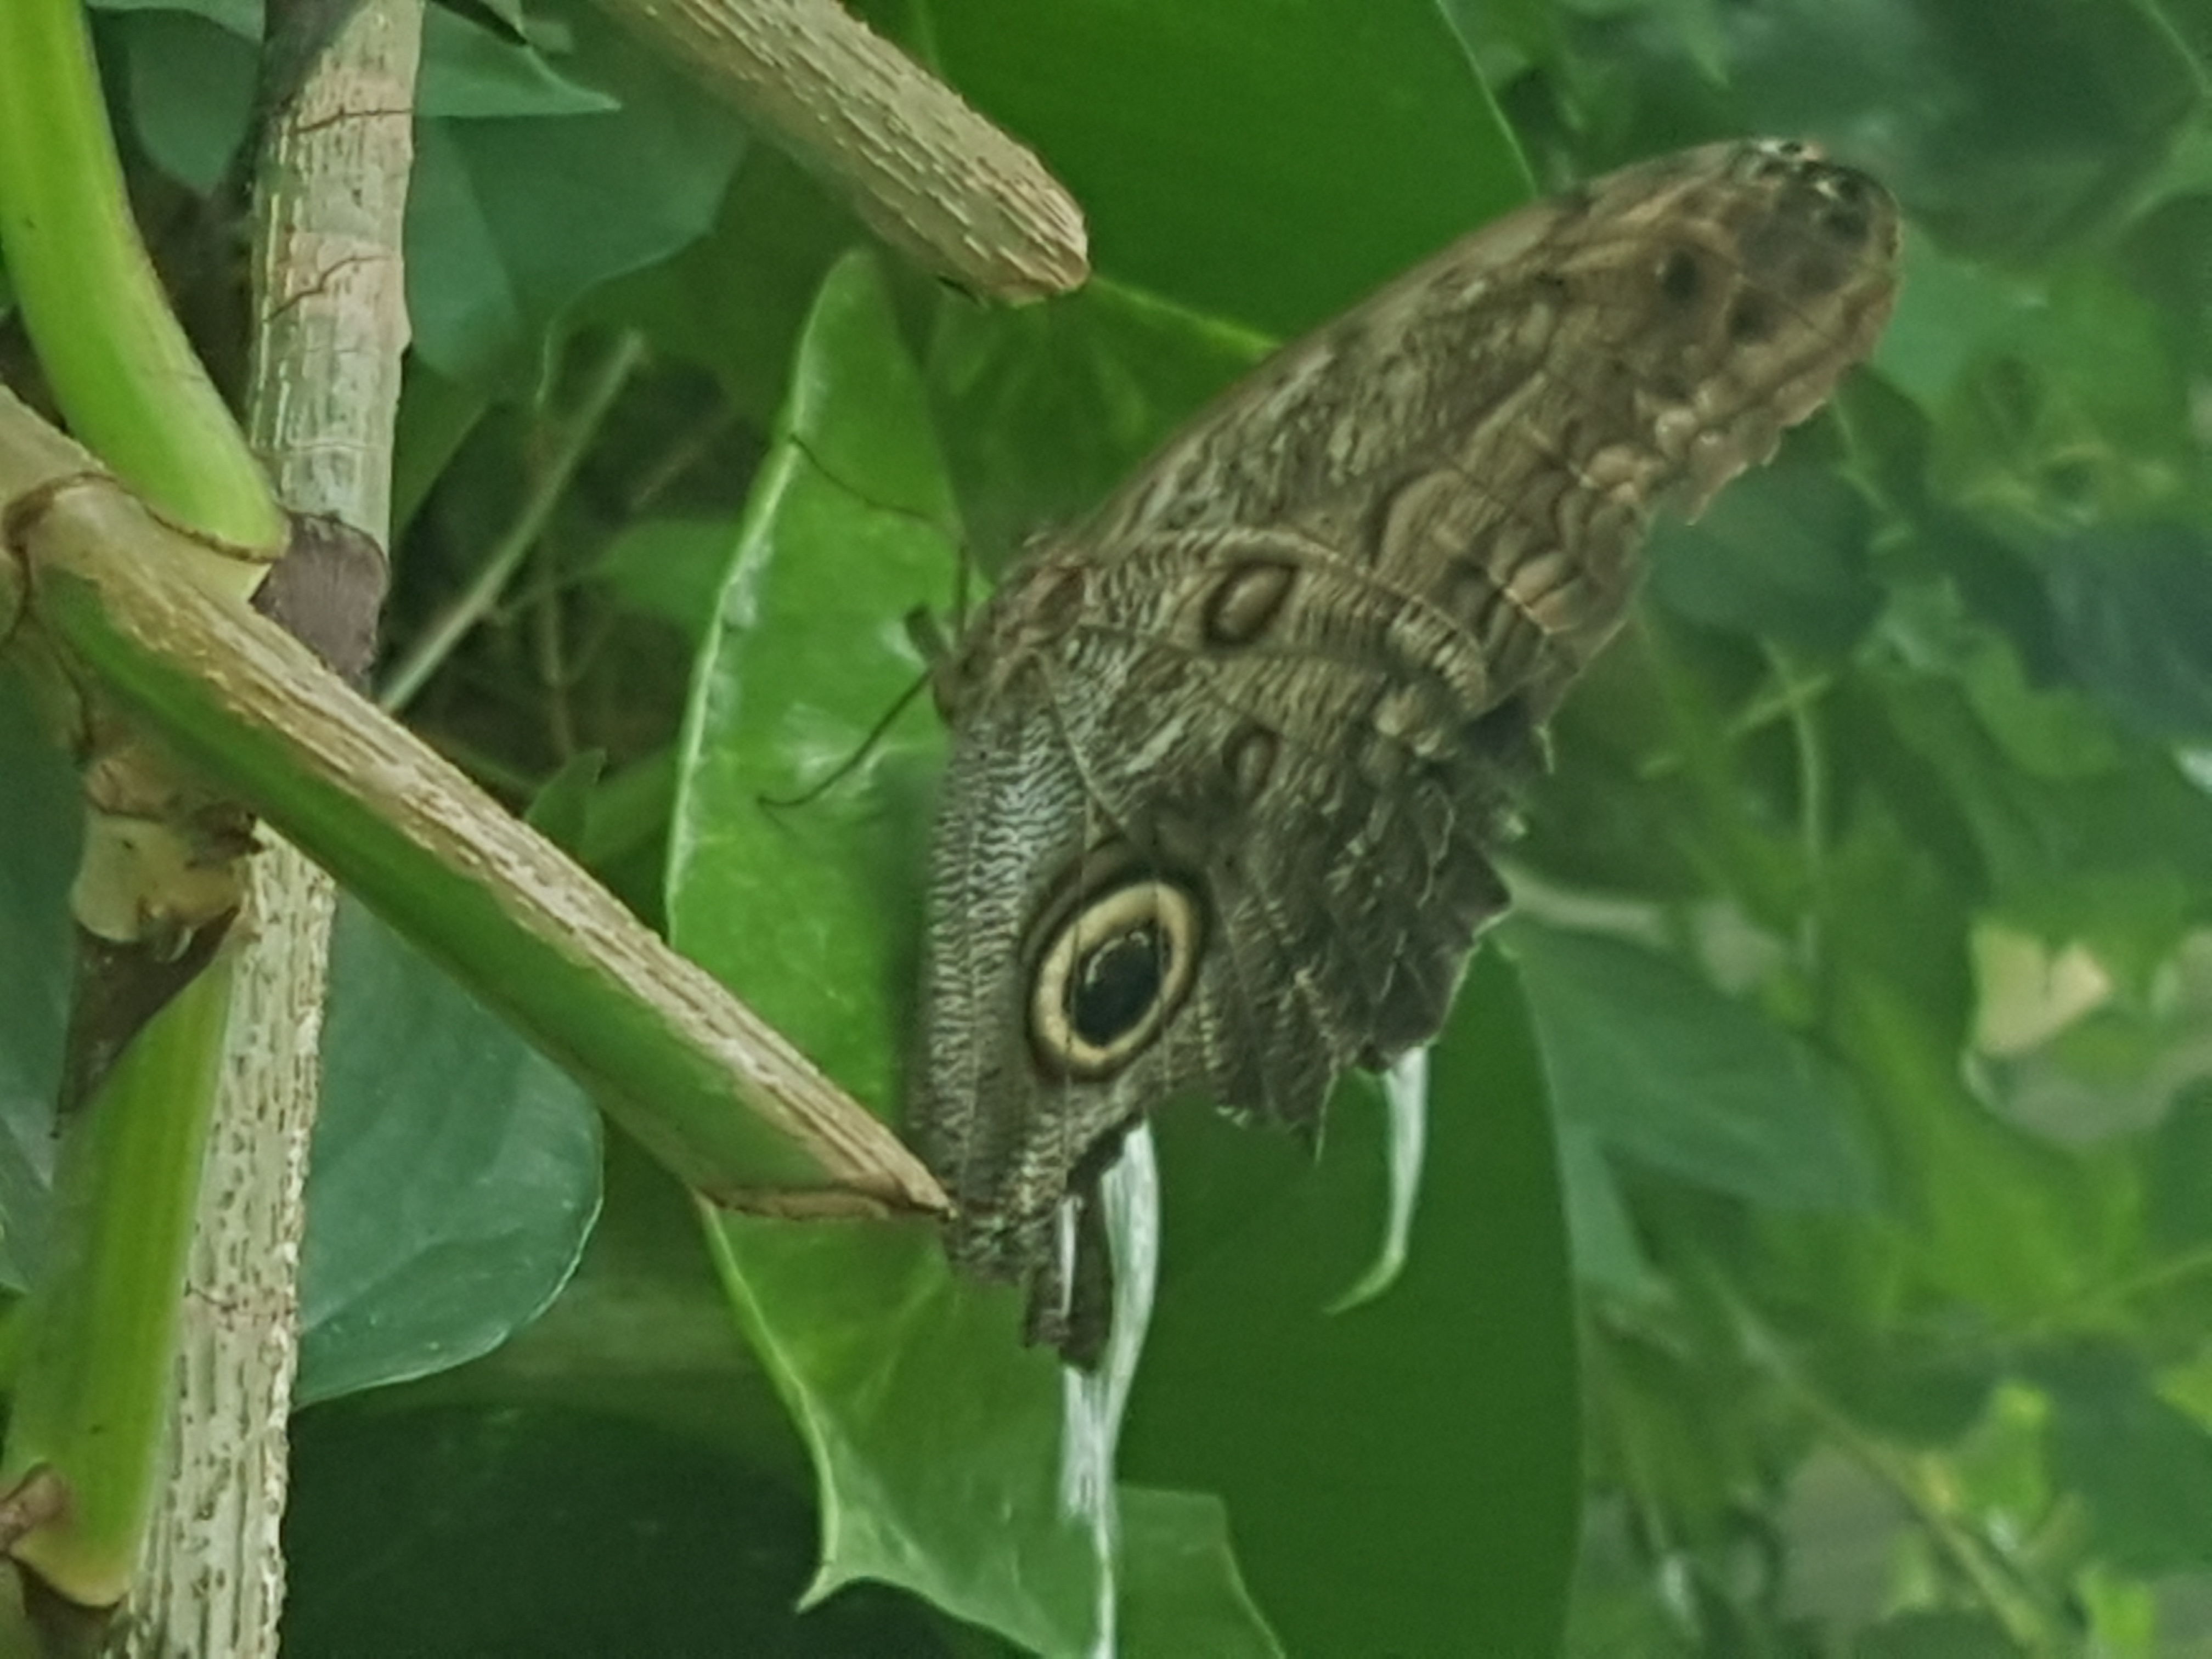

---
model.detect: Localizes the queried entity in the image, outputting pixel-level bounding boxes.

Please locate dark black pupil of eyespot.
[1069,924,1165,1046]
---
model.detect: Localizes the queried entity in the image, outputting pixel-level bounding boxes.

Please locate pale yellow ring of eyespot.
[1029,878,1203,1079]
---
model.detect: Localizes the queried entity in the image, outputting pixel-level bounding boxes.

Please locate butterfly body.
[910,139,1901,1359]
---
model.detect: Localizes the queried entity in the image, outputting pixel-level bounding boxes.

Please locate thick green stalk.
[0,0,283,583]
[2,420,941,1215]
[0,0,283,1618]
[0,957,236,1606]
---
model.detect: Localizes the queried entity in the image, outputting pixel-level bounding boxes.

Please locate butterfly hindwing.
[910,139,1901,1361]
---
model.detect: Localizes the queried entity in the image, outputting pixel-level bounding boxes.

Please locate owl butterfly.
[910,139,1900,1365]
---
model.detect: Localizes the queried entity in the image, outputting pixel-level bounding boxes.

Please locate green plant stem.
[0,0,284,582]
[380,331,647,711]
[1782,1368,2061,1649]
[3,400,942,1215]
[1764,641,1829,967]
[0,0,292,1617]
[0,955,236,1607]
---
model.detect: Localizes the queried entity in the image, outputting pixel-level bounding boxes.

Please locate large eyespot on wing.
[1029,874,1205,1079]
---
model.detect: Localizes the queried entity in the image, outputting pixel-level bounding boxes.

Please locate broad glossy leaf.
[299,899,603,1403]
[669,252,1108,1655]
[585,146,864,433]
[1118,1487,1282,1659]
[589,518,738,647]
[907,0,1528,338]
[1120,951,1581,1657]
[926,281,1271,573]
[90,0,254,26]
[523,749,607,856]
[108,4,256,193]
[0,675,602,1388]
[414,5,618,119]
[1872,238,2051,411]
[1556,1116,1655,1296]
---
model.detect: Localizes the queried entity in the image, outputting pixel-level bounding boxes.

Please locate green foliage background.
[2,0,2209,1651]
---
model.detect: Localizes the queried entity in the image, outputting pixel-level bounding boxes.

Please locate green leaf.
[2145,1084,2212,1256]
[584,145,864,433]
[109,5,256,193]
[2045,524,2212,743]
[105,2,617,198]
[913,0,1531,337]
[589,518,741,647]
[1647,458,1881,656]
[1853,1609,2025,1659]
[1821,830,2132,1317]
[1923,260,2188,527]
[1870,663,2212,968]
[0,668,76,1288]
[89,0,256,28]
[2041,1347,2212,1574]
[404,0,744,387]
[383,1129,777,1460]
[1555,1117,1656,1296]
[1118,1487,1283,1658]
[1120,951,1581,1657]
[926,280,1272,570]
[523,748,607,856]
[414,5,619,120]
[298,899,603,1404]
[669,251,1107,1655]
[1872,237,2050,411]
[1508,921,1878,1211]
[1728,0,2198,259]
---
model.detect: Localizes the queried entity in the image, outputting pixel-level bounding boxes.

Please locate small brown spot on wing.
[1727,292,1776,344]
[1029,565,1090,633]
[1203,558,1298,647]
[1223,723,1279,802]
[1658,247,1703,306]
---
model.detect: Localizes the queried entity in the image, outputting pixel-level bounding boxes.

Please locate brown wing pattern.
[910,139,1901,1362]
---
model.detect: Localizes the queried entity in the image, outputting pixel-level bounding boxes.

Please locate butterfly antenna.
[757,668,933,811]
[754,438,977,811]
[787,434,965,550]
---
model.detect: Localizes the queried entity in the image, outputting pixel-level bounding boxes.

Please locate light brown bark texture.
[602,0,1087,298]
[104,5,423,1652]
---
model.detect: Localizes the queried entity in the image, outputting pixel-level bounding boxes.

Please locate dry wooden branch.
[600,0,1088,299]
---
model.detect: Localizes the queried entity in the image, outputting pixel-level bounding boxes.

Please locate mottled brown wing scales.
[1375,468,1576,693]
[910,139,1901,1363]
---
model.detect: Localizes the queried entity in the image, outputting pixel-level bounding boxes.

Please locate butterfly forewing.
[910,138,1901,1361]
